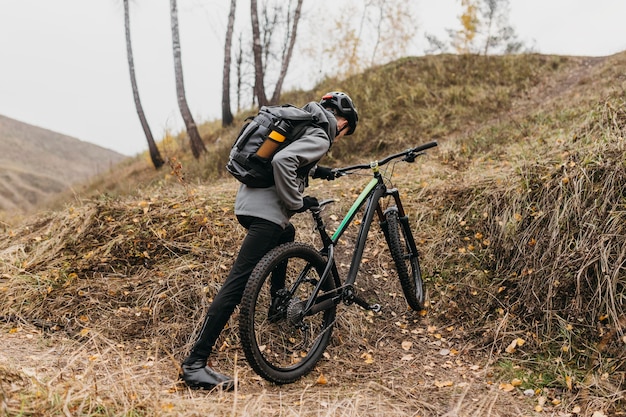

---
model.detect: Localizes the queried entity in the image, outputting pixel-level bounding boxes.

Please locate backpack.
[226,104,318,188]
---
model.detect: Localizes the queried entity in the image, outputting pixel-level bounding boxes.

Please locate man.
[181,92,359,390]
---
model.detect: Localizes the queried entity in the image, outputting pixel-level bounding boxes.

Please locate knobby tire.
[385,209,425,311]
[239,242,336,384]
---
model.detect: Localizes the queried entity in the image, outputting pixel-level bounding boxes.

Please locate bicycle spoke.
[240,242,336,383]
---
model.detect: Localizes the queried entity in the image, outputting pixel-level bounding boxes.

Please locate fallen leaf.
[434,380,454,388]
[505,339,518,353]
[316,374,328,385]
[361,352,374,364]
[499,383,515,392]
[401,341,413,351]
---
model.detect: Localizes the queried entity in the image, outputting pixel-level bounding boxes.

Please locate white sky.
[1,0,625,156]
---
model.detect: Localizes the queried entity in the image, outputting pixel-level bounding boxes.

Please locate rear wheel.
[239,242,336,384]
[385,209,425,311]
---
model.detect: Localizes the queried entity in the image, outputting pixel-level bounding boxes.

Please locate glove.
[312,165,336,181]
[295,196,319,213]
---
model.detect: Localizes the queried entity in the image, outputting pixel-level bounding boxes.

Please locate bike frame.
[330,165,403,287]
[302,142,437,315]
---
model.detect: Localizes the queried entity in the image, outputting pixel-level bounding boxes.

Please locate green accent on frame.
[331,177,378,242]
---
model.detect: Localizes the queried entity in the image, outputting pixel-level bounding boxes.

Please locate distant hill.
[0,114,127,212]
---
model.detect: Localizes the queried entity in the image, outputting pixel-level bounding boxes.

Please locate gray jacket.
[234,102,337,228]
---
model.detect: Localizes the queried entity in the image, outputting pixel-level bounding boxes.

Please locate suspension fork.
[381,188,420,257]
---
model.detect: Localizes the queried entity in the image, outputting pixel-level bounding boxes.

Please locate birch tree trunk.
[124,0,164,168]
[269,0,303,104]
[222,0,236,127]
[170,0,205,158]
[250,0,269,107]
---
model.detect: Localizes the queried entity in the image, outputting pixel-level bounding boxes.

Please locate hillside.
[0,52,625,416]
[0,114,126,213]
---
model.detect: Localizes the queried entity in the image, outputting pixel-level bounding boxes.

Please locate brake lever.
[403,151,425,163]
[332,169,348,177]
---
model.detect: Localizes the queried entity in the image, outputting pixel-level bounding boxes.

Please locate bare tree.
[170,0,206,158]
[426,0,523,55]
[269,0,302,104]
[123,0,164,169]
[249,0,303,107]
[480,0,523,55]
[307,0,416,78]
[250,0,269,106]
[222,0,236,127]
[235,34,245,112]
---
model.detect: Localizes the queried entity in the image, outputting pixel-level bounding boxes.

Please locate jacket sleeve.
[271,126,330,211]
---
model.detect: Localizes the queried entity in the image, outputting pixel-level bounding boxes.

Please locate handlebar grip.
[412,141,438,153]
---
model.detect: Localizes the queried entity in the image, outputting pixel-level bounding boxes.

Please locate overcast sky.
[1,0,625,156]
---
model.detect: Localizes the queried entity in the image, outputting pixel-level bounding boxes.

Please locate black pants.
[184,215,295,363]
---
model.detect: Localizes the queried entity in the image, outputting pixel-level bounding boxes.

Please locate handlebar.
[334,141,438,175]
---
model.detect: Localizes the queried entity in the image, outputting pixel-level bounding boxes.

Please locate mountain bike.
[238,141,438,384]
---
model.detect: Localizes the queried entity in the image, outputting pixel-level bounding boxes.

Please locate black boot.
[181,359,234,391]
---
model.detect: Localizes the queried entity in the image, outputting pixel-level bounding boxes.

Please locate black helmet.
[320,91,359,135]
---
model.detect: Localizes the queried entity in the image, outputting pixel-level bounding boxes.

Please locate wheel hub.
[287,298,306,324]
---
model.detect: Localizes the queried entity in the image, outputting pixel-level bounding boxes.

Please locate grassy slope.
[0,52,625,415]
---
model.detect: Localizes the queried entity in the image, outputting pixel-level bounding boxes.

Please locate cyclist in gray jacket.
[181,92,359,390]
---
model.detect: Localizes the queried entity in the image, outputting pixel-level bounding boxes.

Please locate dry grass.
[418,95,626,414]
[0,162,544,416]
[2,52,626,415]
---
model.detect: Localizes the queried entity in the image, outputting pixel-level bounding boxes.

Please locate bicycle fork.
[381,188,420,260]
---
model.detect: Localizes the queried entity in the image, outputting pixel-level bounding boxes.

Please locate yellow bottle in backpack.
[255,121,289,159]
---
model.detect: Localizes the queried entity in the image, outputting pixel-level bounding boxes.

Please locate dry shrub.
[490,99,625,333]
[0,182,246,355]
[425,98,626,410]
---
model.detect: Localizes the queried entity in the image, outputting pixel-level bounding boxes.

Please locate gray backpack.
[226,104,318,188]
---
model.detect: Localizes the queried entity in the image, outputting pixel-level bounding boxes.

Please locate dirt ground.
[1,309,569,417]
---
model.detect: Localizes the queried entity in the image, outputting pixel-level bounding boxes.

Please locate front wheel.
[385,209,425,311]
[239,242,336,384]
